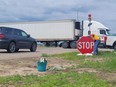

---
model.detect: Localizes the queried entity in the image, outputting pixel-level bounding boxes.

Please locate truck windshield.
[106,29,116,36]
[106,29,110,35]
[99,28,111,35]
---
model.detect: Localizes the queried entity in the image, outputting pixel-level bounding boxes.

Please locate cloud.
[0,0,94,21]
[0,0,116,33]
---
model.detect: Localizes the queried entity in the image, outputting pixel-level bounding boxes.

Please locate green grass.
[50,51,116,59]
[0,72,110,87]
[0,51,115,87]
[41,53,50,57]
[48,52,87,60]
[80,57,116,71]
[78,51,116,72]
[49,51,116,72]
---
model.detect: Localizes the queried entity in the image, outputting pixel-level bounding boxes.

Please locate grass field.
[50,51,116,72]
[0,51,116,87]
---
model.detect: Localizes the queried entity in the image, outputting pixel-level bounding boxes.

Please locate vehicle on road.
[0,27,37,53]
[0,19,115,50]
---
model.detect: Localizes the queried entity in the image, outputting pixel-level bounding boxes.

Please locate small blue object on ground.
[37,62,47,72]
[37,58,47,72]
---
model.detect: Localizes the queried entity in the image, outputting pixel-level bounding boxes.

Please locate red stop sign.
[77,36,94,54]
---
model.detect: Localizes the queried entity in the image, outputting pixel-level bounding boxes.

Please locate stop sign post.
[77,36,94,54]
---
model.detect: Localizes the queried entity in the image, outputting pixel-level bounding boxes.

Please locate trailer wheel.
[70,41,76,48]
[62,42,69,48]
[49,42,57,47]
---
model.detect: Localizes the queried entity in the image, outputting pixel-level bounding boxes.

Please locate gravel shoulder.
[0,47,76,60]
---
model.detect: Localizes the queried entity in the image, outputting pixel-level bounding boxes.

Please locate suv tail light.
[0,34,5,39]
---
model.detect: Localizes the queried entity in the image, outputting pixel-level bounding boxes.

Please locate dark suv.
[0,27,37,53]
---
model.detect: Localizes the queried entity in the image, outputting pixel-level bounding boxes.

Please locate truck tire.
[70,41,76,48]
[7,42,16,53]
[42,42,46,46]
[114,44,116,51]
[49,42,57,47]
[62,42,69,48]
[42,42,50,46]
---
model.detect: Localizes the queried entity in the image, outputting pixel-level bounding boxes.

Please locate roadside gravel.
[0,47,76,60]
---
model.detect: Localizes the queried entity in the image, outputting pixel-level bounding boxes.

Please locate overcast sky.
[0,0,116,33]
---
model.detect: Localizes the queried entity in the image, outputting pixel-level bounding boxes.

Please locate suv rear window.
[0,28,3,33]
[0,27,12,34]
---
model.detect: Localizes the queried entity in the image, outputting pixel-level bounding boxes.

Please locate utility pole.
[76,11,79,21]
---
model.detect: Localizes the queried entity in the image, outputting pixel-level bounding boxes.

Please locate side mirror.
[27,34,30,37]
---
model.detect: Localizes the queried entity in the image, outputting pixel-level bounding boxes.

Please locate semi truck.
[0,19,116,50]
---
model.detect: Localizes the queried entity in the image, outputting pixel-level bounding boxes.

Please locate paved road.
[0,47,76,60]
[0,46,114,60]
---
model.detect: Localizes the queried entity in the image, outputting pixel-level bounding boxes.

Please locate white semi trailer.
[0,19,116,50]
[0,20,81,48]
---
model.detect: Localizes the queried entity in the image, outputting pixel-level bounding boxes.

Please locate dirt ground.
[0,55,116,84]
[0,47,115,85]
[0,47,76,76]
[0,56,116,85]
[0,57,76,76]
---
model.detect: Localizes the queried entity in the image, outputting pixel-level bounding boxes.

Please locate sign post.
[77,36,94,54]
[88,14,92,35]
[88,14,92,22]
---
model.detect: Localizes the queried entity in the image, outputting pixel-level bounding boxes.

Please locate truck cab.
[82,20,116,50]
[105,29,116,50]
[82,20,108,45]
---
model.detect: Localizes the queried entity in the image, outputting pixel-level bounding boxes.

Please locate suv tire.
[30,42,37,52]
[7,42,16,53]
[15,48,19,52]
